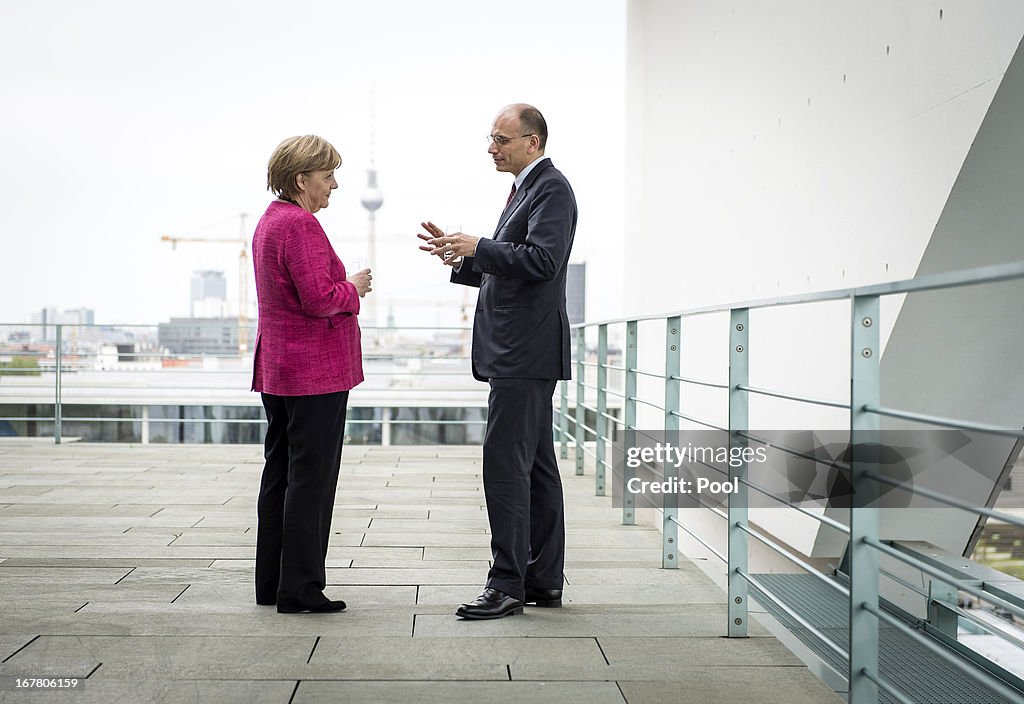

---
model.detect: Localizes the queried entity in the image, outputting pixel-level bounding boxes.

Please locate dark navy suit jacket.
[451,158,577,382]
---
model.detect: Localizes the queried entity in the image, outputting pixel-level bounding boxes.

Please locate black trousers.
[483,378,565,601]
[255,390,348,607]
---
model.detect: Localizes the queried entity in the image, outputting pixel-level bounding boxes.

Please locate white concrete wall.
[626,1,1024,312]
[625,2,1024,559]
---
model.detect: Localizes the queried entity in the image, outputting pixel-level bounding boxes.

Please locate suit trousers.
[255,390,348,607]
[483,378,565,601]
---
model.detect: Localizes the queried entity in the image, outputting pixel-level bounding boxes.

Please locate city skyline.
[0,0,626,327]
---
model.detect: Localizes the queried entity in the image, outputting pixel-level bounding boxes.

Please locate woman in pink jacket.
[251,135,371,614]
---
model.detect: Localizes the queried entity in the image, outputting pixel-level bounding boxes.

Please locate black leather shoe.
[525,587,563,608]
[277,599,347,614]
[456,588,524,620]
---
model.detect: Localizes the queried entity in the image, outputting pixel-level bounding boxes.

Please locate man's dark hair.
[518,105,548,149]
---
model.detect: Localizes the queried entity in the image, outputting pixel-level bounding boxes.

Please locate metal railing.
[0,322,488,445]
[551,261,1024,704]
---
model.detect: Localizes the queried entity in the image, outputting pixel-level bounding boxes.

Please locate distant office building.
[566,263,586,324]
[29,307,96,342]
[158,317,255,357]
[190,271,228,318]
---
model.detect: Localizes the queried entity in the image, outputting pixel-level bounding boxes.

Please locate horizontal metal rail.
[738,430,850,471]
[863,404,1024,439]
[627,368,667,380]
[866,471,1024,531]
[598,411,624,426]
[629,397,666,413]
[736,383,849,410]
[666,410,728,432]
[574,260,1024,328]
[737,523,850,598]
[666,514,727,562]
[879,568,928,599]
[864,538,1024,622]
[671,374,729,390]
[738,477,851,534]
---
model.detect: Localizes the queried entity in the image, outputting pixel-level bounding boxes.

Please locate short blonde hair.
[266,135,342,199]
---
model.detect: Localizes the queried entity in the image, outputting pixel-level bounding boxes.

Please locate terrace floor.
[0,440,839,703]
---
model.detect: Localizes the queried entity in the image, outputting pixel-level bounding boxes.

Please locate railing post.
[928,578,959,640]
[54,324,63,445]
[849,294,881,704]
[595,324,608,496]
[141,406,150,444]
[575,327,586,476]
[559,380,569,459]
[728,308,749,637]
[663,316,681,569]
[381,407,392,446]
[623,320,638,525]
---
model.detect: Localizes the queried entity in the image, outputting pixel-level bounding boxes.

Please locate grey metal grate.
[751,573,1024,704]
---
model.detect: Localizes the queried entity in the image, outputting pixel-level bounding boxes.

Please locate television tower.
[359,95,383,329]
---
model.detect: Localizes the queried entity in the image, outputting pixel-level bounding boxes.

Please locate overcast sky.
[0,0,625,328]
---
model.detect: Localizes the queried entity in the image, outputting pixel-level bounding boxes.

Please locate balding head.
[497,103,548,150]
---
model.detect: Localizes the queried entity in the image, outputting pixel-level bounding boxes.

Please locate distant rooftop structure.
[29,307,95,343]
[190,270,227,318]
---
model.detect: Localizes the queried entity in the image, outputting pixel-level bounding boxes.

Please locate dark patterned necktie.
[505,184,517,208]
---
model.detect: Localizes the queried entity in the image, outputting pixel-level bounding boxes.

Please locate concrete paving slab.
[361,532,490,548]
[172,583,417,607]
[415,604,771,638]
[422,546,493,561]
[0,567,132,583]
[0,558,213,568]
[84,660,511,681]
[0,583,189,603]
[0,608,413,637]
[366,519,488,533]
[617,667,842,703]
[0,545,258,559]
[416,584,727,606]
[0,443,841,703]
[0,635,36,661]
[598,635,804,668]
[3,635,315,677]
[293,636,606,680]
[0,531,182,546]
[324,567,482,585]
[323,546,424,562]
[0,680,296,704]
[292,681,625,704]
[564,567,715,587]
[348,560,491,570]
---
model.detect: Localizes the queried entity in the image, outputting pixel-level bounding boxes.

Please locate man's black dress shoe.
[525,587,563,608]
[456,587,524,620]
[277,599,347,614]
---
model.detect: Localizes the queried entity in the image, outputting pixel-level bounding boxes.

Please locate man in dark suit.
[418,103,577,619]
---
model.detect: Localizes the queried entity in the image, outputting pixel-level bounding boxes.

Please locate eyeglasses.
[487,134,536,147]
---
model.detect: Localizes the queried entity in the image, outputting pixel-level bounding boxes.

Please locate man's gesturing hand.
[417,221,480,267]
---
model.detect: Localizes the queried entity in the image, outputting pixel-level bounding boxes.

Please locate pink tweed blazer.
[251,200,363,396]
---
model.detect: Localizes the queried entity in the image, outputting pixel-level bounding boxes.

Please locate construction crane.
[160,213,251,356]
